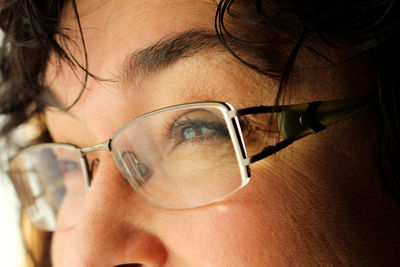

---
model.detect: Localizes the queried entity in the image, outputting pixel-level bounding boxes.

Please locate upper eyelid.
[169,119,227,136]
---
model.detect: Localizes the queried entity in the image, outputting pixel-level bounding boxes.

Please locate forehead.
[59,0,216,74]
[45,0,219,111]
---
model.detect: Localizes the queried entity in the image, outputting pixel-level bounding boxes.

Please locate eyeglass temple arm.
[236,94,375,164]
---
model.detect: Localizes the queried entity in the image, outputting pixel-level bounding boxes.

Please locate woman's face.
[45,0,380,266]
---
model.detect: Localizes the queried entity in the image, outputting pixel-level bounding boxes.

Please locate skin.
[44,0,399,266]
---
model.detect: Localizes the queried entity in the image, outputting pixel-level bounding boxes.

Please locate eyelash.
[57,159,81,174]
[161,110,229,149]
[169,119,229,145]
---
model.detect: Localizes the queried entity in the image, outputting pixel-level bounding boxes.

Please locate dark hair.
[214,0,400,204]
[0,0,93,136]
[2,0,399,200]
[1,0,400,265]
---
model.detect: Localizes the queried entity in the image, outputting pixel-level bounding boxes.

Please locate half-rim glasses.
[8,94,373,231]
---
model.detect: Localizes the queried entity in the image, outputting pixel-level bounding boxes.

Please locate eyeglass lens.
[9,105,245,231]
[111,106,243,208]
[9,145,87,231]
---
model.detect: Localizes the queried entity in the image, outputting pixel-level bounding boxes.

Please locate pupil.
[182,127,196,139]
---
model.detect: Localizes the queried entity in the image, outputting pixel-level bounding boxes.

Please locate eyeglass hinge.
[242,157,250,166]
[227,110,237,119]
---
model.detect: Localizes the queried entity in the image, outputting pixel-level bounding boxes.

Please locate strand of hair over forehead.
[61,0,89,111]
[215,0,399,69]
[215,0,313,105]
[59,0,113,111]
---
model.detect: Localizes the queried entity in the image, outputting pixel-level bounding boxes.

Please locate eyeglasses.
[8,94,373,231]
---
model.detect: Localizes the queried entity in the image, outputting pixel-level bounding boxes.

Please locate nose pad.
[120,151,151,185]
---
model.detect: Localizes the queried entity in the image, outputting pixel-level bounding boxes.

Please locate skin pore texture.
[44,0,397,266]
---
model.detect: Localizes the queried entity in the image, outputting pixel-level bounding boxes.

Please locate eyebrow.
[121,30,222,86]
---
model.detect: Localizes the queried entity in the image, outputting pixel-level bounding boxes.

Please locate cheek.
[152,167,298,265]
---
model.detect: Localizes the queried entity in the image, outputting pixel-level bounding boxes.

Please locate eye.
[169,110,230,146]
[182,126,197,140]
[58,160,81,174]
[180,122,224,141]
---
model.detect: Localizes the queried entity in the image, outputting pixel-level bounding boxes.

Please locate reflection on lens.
[120,150,151,185]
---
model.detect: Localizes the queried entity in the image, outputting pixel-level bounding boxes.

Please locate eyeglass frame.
[8,94,374,211]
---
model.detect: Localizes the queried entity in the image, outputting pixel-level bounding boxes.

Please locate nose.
[51,159,168,267]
